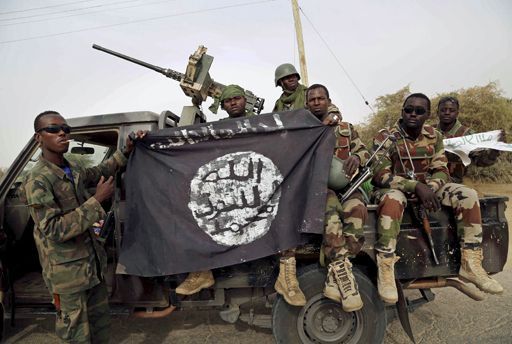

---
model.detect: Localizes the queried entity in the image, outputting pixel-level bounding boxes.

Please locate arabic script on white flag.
[443,130,512,166]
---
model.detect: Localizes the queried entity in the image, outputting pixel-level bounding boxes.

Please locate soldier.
[175,85,254,296]
[273,63,308,112]
[24,110,144,343]
[300,83,369,312]
[372,93,504,304]
[434,96,501,183]
[219,84,255,118]
[272,63,340,120]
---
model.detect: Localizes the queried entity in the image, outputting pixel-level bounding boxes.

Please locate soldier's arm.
[425,133,450,192]
[82,150,127,187]
[371,130,418,193]
[25,176,105,243]
[349,124,370,167]
[462,127,500,167]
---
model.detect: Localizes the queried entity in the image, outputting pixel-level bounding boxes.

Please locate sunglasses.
[403,106,427,115]
[36,124,72,134]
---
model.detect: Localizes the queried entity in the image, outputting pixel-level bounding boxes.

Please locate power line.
[0,0,177,27]
[0,0,96,15]
[0,0,143,22]
[0,0,276,45]
[298,6,375,114]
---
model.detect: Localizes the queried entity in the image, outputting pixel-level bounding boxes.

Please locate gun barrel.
[92,44,184,81]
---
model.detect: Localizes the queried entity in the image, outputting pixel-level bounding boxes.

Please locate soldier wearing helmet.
[273,63,342,125]
[273,63,307,112]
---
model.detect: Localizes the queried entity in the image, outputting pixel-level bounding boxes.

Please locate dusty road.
[3,270,511,344]
[4,184,512,343]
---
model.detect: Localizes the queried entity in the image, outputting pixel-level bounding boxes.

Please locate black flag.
[118,110,335,276]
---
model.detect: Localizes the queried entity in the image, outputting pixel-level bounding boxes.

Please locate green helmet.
[274,63,300,87]
[327,156,351,190]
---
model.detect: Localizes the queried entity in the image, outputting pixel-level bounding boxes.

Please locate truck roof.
[67,111,160,128]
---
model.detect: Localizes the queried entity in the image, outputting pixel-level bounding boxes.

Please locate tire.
[272,264,386,344]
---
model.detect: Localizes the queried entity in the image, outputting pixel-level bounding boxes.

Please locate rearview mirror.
[71,147,95,155]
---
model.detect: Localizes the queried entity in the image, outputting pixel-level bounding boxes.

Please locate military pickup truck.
[0,110,508,343]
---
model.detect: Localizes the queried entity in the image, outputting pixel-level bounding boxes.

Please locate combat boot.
[459,248,504,294]
[377,253,399,303]
[325,257,363,312]
[176,270,215,295]
[274,257,306,306]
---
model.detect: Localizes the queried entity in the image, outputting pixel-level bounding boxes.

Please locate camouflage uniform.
[24,150,127,343]
[372,121,483,253]
[323,121,371,260]
[434,120,498,183]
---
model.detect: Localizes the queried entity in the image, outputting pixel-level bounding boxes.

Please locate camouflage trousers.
[323,189,367,261]
[374,183,483,253]
[55,281,110,343]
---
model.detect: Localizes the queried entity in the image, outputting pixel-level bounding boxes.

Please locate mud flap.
[396,280,415,344]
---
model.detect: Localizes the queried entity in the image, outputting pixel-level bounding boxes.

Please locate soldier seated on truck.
[272,63,341,120]
[371,93,504,304]
[434,96,502,183]
[273,84,370,312]
[175,84,255,296]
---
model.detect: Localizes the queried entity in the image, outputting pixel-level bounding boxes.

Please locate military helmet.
[274,63,300,87]
[327,156,351,190]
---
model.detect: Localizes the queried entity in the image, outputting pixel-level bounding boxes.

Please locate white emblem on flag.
[188,151,283,246]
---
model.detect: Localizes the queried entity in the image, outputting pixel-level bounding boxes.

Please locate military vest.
[390,125,439,184]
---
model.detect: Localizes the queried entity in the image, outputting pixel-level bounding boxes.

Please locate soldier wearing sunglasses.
[24,110,145,343]
[370,93,503,304]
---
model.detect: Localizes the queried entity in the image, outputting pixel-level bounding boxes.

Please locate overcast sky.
[1,0,511,167]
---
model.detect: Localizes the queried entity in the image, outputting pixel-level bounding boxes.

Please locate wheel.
[272,264,386,343]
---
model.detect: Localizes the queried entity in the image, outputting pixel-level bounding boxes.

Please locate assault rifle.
[340,134,396,203]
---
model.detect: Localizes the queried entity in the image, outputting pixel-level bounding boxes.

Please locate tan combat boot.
[176,270,215,295]
[274,257,306,306]
[377,253,399,304]
[325,258,363,312]
[459,248,504,294]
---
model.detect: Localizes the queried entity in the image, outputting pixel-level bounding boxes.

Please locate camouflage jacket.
[434,120,497,183]
[332,120,370,166]
[372,121,449,193]
[24,150,127,294]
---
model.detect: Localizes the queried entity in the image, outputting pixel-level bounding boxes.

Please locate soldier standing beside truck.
[371,93,504,304]
[24,110,144,343]
[434,96,501,183]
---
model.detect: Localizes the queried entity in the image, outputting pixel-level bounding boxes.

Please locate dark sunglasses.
[403,106,427,115]
[36,124,72,134]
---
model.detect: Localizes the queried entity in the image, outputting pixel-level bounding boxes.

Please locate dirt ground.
[3,184,512,343]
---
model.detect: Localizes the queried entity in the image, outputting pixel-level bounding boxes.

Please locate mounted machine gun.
[92,44,265,126]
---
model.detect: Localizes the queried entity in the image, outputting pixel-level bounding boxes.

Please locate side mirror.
[71,147,95,155]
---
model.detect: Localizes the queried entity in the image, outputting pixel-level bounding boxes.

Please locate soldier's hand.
[415,183,440,212]
[322,112,341,126]
[124,130,148,156]
[343,156,360,177]
[94,176,115,203]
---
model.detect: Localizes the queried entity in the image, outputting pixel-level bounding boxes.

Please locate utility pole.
[291,0,308,86]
